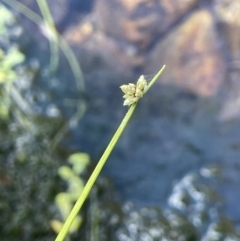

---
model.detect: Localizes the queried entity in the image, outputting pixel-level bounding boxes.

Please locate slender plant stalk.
[36,0,59,73]
[55,65,166,241]
[58,37,85,91]
[55,103,137,241]
[146,66,166,91]
[1,0,42,23]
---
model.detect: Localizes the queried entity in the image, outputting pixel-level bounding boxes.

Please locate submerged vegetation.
[0,4,25,120]
[51,153,90,235]
[0,2,87,240]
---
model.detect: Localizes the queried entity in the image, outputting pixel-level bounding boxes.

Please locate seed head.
[120,75,148,106]
[137,75,148,93]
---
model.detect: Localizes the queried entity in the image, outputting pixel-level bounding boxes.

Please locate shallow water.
[1,2,240,240]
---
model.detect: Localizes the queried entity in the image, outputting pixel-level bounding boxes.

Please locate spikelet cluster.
[120,75,148,106]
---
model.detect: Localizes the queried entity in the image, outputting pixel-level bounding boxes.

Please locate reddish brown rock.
[11,0,68,26]
[64,20,94,44]
[64,22,142,77]
[94,0,198,50]
[214,0,240,60]
[213,0,240,120]
[145,10,225,97]
[156,0,199,30]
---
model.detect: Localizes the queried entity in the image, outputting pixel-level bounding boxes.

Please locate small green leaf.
[54,193,83,233]
[3,47,25,69]
[55,193,72,220]
[50,214,82,234]
[0,102,9,119]
[0,5,14,34]
[58,166,75,180]
[68,176,84,200]
[50,220,64,234]
[69,216,82,233]
[68,152,90,175]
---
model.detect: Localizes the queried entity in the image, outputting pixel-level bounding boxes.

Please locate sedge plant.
[55,65,166,241]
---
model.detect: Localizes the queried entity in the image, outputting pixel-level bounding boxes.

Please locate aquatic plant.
[50,152,90,236]
[55,65,166,241]
[1,0,86,149]
[0,4,25,119]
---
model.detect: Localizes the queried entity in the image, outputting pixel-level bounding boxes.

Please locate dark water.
[76,82,240,220]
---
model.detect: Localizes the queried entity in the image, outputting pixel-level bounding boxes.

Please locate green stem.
[58,37,85,91]
[55,103,137,241]
[55,65,165,241]
[36,0,59,73]
[146,65,166,91]
[1,0,42,23]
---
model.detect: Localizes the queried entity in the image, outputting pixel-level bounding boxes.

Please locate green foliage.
[0,4,12,34]
[0,47,25,83]
[68,153,90,175]
[2,0,85,92]
[50,152,90,235]
[0,2,88,240]
[0,4,25,119]
[0,118,63,240]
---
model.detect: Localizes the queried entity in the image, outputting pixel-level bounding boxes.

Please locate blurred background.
[1,0,240,240]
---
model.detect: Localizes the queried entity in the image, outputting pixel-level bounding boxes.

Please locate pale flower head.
[120,75,148,106]
[136,75,147,92]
